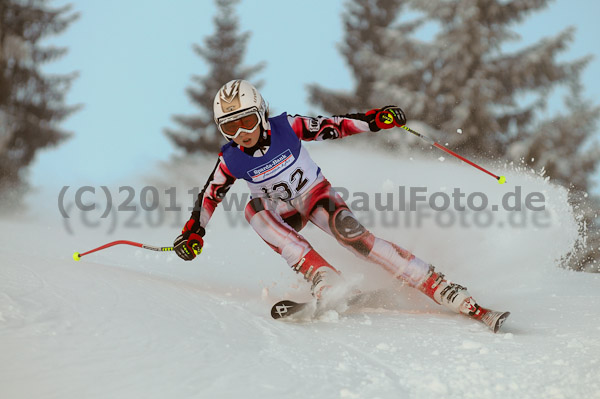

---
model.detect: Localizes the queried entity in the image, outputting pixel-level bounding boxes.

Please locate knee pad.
[333,209,366,239]
[332,209,373,256]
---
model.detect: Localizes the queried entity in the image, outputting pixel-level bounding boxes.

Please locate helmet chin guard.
[214,80,269,141]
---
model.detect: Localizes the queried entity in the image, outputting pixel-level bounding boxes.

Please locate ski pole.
[73,240,173,261]
[400,125,506,184]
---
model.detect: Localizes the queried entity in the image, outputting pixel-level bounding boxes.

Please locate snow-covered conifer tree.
[307,0,413,115]
[311,0,600,270]
[165,0,264,154]
[0,0,78,210]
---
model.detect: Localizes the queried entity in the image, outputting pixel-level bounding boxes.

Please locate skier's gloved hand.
[174,218,205,261]
[366,105,406,131]
[174,233,203,260]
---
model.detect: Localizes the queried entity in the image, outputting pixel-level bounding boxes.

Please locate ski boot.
[292,249,342,300]
[418,266,510,333]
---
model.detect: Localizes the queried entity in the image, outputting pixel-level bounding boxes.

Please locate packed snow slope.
[1,144,599,399]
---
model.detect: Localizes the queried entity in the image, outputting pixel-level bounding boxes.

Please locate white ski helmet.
[213,79,269,140]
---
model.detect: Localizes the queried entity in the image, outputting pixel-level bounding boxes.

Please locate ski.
[270,289,369,320]
[271,299,511,333]
[270,289,383,320]
[271,300,312,319]
[479,309,510,333]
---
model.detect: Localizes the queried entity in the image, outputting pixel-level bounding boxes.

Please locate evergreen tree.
[565,190,600,272]
[509,78,600,192]
[518,78,600,272]
[165,0,265,154]
[307,0,416,115]
[0,0,78,210]
[380,0,588,157]
[312,1,591,155]
[311,0,600,270]
[399,1,600,271]
[307,0,430,152]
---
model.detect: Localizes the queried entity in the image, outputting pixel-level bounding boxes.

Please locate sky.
[32,0,600,190]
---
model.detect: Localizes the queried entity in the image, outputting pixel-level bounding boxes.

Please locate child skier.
[174,79,509,332]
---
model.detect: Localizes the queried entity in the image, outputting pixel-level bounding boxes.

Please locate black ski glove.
[366,105,406,132]
[174,218,205,261]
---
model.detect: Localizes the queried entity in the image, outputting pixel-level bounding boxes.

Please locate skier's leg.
[416,266,484,316]
[244,197,340,299]
[304,180,429,285]
[418,265,510,332]
[306,180,486,318]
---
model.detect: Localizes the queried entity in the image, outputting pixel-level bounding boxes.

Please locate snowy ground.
[1,144,599,399]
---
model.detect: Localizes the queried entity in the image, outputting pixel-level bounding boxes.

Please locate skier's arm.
[190,155,237,230]
[174,155,237,261]
[287,113,371,141]
[287,106,406,141]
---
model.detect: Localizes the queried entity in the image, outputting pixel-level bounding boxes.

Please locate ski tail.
[271,300,311,319]
[270,289,367,320]
[480,310,510,333]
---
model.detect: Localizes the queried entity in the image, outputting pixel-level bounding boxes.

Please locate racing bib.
[221,112,321,200]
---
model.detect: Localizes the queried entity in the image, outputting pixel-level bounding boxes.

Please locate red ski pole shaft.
[400,125,506,184]
[73,240,174,261]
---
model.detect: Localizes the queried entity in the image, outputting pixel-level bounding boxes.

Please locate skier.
[173,79,508,332]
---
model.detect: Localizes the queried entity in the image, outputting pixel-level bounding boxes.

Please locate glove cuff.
[366,108,382,132]
[183,218,206,237]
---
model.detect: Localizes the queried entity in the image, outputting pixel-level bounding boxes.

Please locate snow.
[2,145,600,399]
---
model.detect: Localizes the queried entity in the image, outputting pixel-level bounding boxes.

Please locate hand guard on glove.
[174,218,205,261]
[366,105,406,132]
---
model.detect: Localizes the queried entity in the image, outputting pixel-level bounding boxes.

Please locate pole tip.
[498,176,507,185]
[73,252,81,261]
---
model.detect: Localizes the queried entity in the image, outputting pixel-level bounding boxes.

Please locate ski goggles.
[217,108,261,139]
